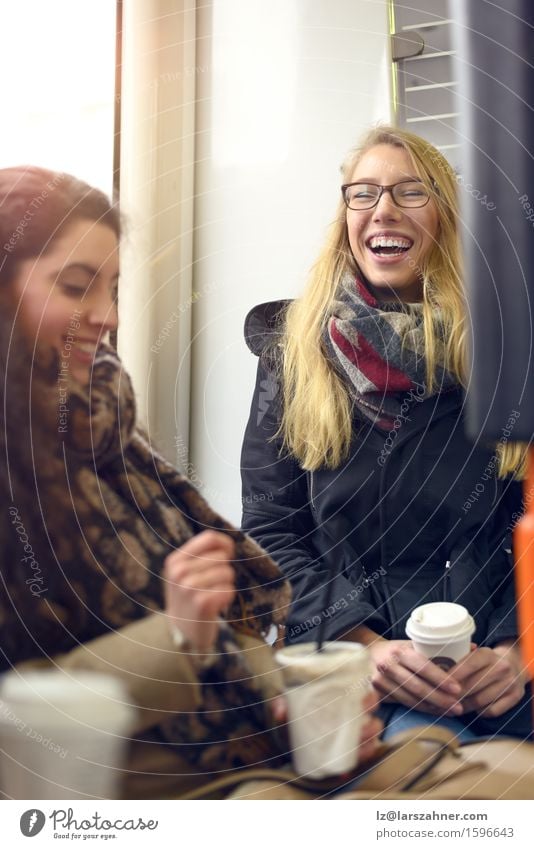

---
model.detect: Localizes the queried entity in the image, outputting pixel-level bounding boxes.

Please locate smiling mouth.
[366,236,413,256]
[75,342,98,355]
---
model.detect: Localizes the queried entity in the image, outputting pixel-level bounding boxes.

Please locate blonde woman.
[241,126,531,741]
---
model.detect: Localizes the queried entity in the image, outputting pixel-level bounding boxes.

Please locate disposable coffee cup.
[406,602,476,671]
[275,641,371,779]
[0,670,136,799]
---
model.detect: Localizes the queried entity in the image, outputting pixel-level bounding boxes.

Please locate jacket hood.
[244,300,291,356]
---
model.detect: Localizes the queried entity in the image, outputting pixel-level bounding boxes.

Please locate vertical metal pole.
[452,0,534,442]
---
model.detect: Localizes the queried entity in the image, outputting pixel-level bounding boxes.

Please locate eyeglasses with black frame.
[341,180,432,210]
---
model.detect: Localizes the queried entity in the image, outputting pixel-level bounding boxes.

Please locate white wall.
[190,0,392,523]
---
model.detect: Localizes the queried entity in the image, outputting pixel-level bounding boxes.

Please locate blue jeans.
[382,705,479,743]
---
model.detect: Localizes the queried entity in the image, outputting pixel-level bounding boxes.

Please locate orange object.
[514,447,534,680]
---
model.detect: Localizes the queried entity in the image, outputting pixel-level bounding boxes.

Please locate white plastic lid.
[406,602,475,642]
[275,641,369,681]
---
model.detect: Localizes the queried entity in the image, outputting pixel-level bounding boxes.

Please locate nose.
[84,281,119,334]
[373,189,402,220]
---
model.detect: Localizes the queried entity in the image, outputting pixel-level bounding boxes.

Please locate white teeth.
[369,236,412,249]
[77,344,97,354]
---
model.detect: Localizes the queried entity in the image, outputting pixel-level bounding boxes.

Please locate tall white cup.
[0,670,136,799]
[275,641,371,779]
[406,602,476,670]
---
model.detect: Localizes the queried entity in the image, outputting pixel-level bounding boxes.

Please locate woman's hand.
[357,689,384,764]
[163,530,236,652]
[449,642,527,718]
[368,638,464,716]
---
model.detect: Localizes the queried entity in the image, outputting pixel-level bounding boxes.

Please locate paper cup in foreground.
[275,641,371,779]
[0,670,135,799]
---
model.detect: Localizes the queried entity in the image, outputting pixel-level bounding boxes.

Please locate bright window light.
[1,0,116,194]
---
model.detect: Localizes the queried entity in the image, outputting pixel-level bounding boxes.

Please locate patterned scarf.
[323,274,458,429]
[1,346,290,669]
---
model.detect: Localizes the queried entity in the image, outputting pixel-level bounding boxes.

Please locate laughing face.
[11,219,119,383]
[346,144,440,302]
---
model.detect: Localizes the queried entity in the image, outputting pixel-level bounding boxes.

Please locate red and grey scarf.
[323,274,457,429]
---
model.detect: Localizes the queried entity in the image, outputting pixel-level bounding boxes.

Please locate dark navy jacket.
[241,301,522,650]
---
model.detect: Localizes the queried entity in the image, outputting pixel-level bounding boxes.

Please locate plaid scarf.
[323,274,457,429]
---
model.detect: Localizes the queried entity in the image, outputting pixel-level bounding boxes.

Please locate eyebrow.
[52,262,119,279]
[351,176,420,183]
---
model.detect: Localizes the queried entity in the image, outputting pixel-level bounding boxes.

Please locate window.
[2,0,118,195]
[390,0,460,167]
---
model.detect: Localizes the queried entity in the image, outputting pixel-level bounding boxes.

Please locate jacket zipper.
[309,471,317,515]
[443,559,452,602]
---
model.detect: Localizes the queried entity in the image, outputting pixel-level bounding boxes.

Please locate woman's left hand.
[449,642,527,718]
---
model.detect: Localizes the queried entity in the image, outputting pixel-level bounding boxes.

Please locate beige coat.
[17,613,285,799]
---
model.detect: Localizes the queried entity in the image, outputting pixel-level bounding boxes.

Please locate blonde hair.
[280,125,525,478]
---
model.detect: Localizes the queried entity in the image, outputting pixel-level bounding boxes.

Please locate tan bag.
[180,726,534,800]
